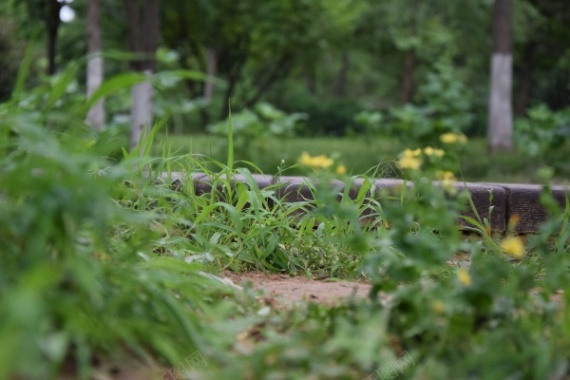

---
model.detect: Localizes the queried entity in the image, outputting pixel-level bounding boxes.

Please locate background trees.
[124,0,160,148]
[0,0,568,152]
[488,0,514,152]
[86,0,104,131]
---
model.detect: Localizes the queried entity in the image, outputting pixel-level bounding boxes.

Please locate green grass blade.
[226,101,234,172]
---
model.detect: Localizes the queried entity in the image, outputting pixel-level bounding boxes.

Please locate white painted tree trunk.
[86,54,105,130]
[86,0,105,130]
[488,53,513,151]
[203,47,217,100]
[130,70,153,150]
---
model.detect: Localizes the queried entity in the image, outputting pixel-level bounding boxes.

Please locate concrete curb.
[162,172,569,234]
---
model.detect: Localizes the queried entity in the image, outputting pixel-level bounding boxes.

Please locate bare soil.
[57,272,372,380]
[59,267,564,379]
[222,271,372,305]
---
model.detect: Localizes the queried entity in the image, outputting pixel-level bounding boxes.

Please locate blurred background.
[1,0,569,182]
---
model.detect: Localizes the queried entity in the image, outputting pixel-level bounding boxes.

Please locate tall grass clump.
[0,65,233,379]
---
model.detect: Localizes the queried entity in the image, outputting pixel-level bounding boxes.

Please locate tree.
[86,0,105,131]
[0,8,23,100]
[162,0,337,122]
[44,0,63,75]
[12,0,65,75]
[124,0,160,149]
[356,0,469,106]
[488,0,513,152]
[514,0,570,114]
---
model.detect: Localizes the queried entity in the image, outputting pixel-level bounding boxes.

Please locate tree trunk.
[203,47,217,100]
[45,0,63,75]
[488,0,513,152]
[218,36,250,119]
[130,71,153,148]
[515,42,534,117]
[334,51,350,97]
[124,0,160,150]
[86,0,105,131]
[304,66,316,95]
[243,53,293,108]
[401,49,415,104]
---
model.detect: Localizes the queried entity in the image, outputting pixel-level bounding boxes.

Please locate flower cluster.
[397,147,445,171]
[299,152,346,175]
[398,149,422,170]
[440,132,468,145]
[423,146,445,157]
[435,170,456,192]
[299,152,333,169]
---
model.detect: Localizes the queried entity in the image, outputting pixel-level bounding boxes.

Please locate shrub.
[279,91,364,136]
[515,105,570,175]
[355,64,474,147]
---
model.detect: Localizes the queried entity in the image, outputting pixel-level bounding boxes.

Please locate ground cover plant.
[154,132,570,185]
[2,71,570,380]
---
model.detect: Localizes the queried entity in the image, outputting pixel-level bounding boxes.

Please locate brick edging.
[162,172,569,234]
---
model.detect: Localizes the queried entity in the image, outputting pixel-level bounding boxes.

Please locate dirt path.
[58,272,373,380]
[222,271,372,304]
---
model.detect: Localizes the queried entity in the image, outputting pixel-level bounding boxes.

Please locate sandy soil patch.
[222,271,372,304]
[57,272,373,380]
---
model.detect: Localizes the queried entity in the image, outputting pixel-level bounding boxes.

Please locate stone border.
[162,172,569,234]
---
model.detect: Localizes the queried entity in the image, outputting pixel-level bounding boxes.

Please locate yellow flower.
[500,236,525,259]
[457,268,472,286]
[432,300,445,314]
[508,214,520,230]
[440,133,456,144]
[436,170,456,192]
[398,150,422,170]
[436,170,455,181]
[299,152,312,165]
[440,132,468,145]
[402,148,422,157]
[422,146,445,157]
[398,156,422,170]
[299,152,334,170]
[411,148,422,157]
[335,164,347,175]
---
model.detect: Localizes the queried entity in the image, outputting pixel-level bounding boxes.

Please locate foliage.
[161,0,344,120]
[3,0,570,138]
[0,90,227,379]
[278,89,365,136]
[206,102,307,163]
[0,14,23,100]
[514,104,570,163]
[355,64,474,146]
[155,133,570,184]
[3,66,570,379]
[208,102,307,139]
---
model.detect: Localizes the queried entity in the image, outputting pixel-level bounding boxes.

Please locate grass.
[155,133,570,184]
[2,65,570,379]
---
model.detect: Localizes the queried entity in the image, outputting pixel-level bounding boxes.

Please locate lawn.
[155,133,570,185]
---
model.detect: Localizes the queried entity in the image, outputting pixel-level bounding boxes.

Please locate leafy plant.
[515,104,570,160]
[206,102,307,167]
[0,64,236,379]
[355,64,474,147]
